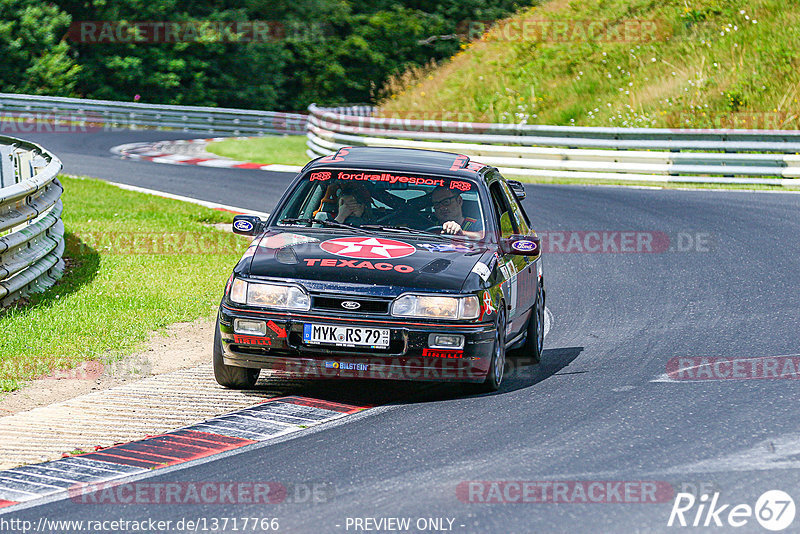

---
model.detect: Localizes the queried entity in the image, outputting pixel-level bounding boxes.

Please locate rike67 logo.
[668,490,795,531]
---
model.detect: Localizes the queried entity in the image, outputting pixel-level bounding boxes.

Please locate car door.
[487,176,530,340]
[502,179,539,329]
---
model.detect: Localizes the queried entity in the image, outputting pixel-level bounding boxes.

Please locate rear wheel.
[213,322,260,389]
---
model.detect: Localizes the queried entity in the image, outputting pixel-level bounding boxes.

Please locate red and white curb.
[111,138,303,173]
[0,396,367,510]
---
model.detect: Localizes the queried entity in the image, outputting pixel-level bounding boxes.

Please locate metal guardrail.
[0,93,308,136]
[0,136,64,308]
[306,104,800,185]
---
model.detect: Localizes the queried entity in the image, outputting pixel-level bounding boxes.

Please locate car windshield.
[273,169,487,240]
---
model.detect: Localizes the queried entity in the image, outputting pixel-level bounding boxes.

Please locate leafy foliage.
[0,0,534,110]
[0,0,80,95]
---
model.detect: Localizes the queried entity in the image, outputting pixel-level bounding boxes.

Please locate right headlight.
[391,294,479,320]
[229,278,310,311]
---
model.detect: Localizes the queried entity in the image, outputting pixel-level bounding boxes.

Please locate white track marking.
[101,179,270,217]
[651,433,800,474]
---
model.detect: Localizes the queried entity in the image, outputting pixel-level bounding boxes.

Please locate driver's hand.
[335,199,358,222]
[442,221,463,235]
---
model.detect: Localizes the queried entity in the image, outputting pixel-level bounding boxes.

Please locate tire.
[213,322,260,389]
[511,282,544,363]
[472,306,506,393]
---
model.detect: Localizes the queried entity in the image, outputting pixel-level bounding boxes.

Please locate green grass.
[0,176,248,393]
[380,0,800,129]
[205,135,309,166]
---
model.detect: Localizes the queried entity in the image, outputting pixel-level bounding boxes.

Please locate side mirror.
[507,180,526,200]
[232,215,263,236]
[501,235,540,256]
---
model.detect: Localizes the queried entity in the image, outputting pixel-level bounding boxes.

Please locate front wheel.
[213,322,260,389]
[511,282,544,363]
[473,307,506,393]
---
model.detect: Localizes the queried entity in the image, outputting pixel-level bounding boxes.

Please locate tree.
[0,0,80,95]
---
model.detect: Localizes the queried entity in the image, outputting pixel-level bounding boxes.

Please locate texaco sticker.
[320,236,416,260]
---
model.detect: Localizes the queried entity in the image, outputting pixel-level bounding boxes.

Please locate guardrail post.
[14,150,33,182]
[0,146,14,188]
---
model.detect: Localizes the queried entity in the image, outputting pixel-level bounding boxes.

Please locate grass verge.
[380,0,800,129]
[205,135,309,166]
[0,176,247,393]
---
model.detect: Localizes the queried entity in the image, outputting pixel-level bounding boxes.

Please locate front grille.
[311,295,391,314]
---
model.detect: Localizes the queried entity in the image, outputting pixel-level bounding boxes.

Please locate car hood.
[241,230,496,293]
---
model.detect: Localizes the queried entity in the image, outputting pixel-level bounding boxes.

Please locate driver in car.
[431,186,484,240]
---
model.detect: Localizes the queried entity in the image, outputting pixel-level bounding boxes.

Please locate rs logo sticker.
[482,291,495,316]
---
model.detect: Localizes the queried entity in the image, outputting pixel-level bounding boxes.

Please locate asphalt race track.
[6,130,800,532]
[21,130,296,212]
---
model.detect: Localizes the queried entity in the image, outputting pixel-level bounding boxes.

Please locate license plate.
[303,324,390,348]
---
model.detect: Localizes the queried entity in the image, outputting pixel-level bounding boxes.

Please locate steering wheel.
[424,225,444,233]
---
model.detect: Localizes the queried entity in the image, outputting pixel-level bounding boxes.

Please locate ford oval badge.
[511,240,538,253]
[341,301,361,310]
[233,219,254,232]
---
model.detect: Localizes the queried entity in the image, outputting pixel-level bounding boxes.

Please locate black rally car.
[215,146,544,392]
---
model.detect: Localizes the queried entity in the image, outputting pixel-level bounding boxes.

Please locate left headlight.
[229,279,310,311]
[391,294,479,320]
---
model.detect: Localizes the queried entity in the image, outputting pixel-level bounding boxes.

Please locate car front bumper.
[219,303,496,383]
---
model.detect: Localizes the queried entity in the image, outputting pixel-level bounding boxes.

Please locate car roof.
[301,146,495,181]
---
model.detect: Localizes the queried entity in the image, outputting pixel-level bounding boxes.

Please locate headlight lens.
[230,278,247,304]
[391,295,480,320]
[229,279,310,311]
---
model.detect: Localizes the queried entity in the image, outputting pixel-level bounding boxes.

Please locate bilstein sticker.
[325,361,369,371]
